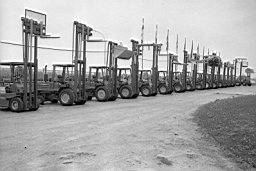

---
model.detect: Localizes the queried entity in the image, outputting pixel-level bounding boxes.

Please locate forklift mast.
[72,21,92,102]
[131,39,140,96]
[227,63,230,83]
[182,49,188,91]
[203,55,208,88]
[223,62,227,84]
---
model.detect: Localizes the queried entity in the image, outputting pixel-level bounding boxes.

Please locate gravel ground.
[0,86,256,171]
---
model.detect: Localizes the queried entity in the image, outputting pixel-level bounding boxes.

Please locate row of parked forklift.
[0,9,253,112]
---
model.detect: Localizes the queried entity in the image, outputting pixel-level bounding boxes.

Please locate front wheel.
[95,87,109,102]
[9,97,24,112]
[59,89,75,106]
[186,83,193,91]
[212,82,217,89]
[141,86,152,96]
[120,85,132,99]
[158,84,168,94]
[196,83,203,90]
[173,83,183,93]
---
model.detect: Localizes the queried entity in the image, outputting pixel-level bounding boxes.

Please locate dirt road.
[1,86,256,171]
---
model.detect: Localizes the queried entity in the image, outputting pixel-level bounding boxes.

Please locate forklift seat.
[0,87,5,94]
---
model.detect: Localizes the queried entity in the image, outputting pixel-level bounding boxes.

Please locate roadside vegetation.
[194,95,256,169]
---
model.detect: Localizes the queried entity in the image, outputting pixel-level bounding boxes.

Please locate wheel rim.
[142,87,150,95]
[98,89,106,99]
[122,88,129,97]
[160,86,167,93]
[61,93,70,104]
[175,85,181,91]
[11,101,18,110]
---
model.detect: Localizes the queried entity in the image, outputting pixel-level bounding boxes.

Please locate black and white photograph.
[0,0,255,170]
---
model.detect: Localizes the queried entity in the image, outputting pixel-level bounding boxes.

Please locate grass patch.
[194,95,256,169]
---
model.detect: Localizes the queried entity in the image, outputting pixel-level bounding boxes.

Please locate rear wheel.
[37,95,44,105]
[141,86,151,96]
[131,93,139,99]
[9,97,24,112]
[59,89,74,106]
[173,83,182,93]
[74,100,86,105]
[51,99,58,103]
[95,87,109,102]
[158,84,168,94]
[120,86,132,99]
[109,95,118,101]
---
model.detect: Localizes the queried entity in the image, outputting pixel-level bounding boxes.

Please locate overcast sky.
[0,0,255,77]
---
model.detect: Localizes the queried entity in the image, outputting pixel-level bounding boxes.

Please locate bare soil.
[0,86,256,171]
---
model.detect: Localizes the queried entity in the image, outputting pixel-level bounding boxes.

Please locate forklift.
[38,21,91,105]
[244,67,253,86]
[190,50,201,91]
[178,39,194,92]
[0,9,58,112]
[157,53,174,94]
[116,39,139,99]
[235,58,248,86]
[137,43,162,96]
[86,41,135,101]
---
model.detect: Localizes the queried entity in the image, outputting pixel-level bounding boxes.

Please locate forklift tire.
[95,87,109,102]
[74,100,86,105]
[120,86,132,99]
[9,97,24,112]
[212,82,217,89]
[51,99,58,103]
[248,84,251,86]
[205,82,210,89]
[219,82,223,88]
[158,84,168,94]
[131,93,139,99]
[186,83,193,91]
[29,100,40,111]
[173,83,182,93]
[196,83,203,90]
[38,95,45,105]
[87,96,93,100]
[59,89,75,106]
[109,95,118,101]
[141,86,152,96]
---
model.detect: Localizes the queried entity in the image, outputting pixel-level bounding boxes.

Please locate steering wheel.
[14,74,24,82]
[65,76,74,81]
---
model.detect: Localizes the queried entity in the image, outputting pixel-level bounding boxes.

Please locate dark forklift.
[38,21,90,105]
[0,9,58,112]
[116,39,140,99]
[86,41,135,101]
